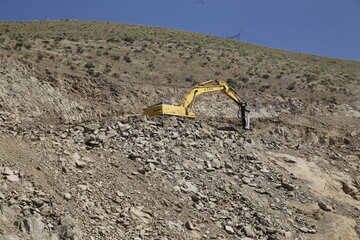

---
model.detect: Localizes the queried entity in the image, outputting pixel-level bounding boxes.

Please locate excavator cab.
[143,79,250,130]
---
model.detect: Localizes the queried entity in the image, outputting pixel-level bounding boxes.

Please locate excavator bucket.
[239,104,250,130]
[143,102,195,118]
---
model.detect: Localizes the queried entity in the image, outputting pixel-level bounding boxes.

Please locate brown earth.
[0,21,359,240]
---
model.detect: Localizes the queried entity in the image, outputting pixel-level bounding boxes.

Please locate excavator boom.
[143,79,250,129]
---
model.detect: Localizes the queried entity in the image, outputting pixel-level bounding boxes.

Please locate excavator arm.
[143,79,250,129]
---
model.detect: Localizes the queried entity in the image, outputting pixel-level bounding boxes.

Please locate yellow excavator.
[143,79,250,130]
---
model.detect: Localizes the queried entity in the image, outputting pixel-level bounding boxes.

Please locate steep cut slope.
[0,20,359,123]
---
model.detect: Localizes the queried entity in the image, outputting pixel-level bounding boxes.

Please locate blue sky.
[0,0,359,60]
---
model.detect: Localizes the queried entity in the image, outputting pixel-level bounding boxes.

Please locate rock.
[318,201,332,211]
[3,167,14,175]
[281,182,295,191]
[59,215,83,240]
[129,207,152,224]
[204,152,215,159]
[341,181,357,197]
[6,175,20,182]
[75,160,86,168]
[328,137,336,145]
[162,117,178,127]
[172,148,182,156]
[72,152,81,162]
[0,234,21,240]
[63,192,72,200]
[180,181,198,193]
[22,216,45,235]
[224,225,235,234]
[185,220,195,230]
[243,225,256,237]
[32,198,44,208]
[212,158,222,169]
[106,129,117,138]
[242,176,251,184]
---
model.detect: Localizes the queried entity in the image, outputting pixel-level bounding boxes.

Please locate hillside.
[0,20,359,240]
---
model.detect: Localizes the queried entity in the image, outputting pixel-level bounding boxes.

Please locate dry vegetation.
[0,20,359,106]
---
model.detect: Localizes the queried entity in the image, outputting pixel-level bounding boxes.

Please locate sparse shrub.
[226,79,238,88]
[67,37,78,42]
[240,77,249,83]
[77,46,84,54]
[14,42,23,50]
[148,61,155,69]
[123,55,131,63]
[54,37,64,43]
[84,62,95,68]
[262,74,270,79]
[310,67,322,75]
[64,46,72,54]
[103,67,111,74]
[111,55,120,60]
[93,71,101,77]
[287,82,296,90]
[194,46,202,52]
[106,38,120,43]
[86,68,94,75]
[141,44,147,51]
[191,81,199,86]
[24,44,32,50]
[259,85,270,92]
[36,51,44,61]
[112,73,119,78]
[185,76,193,82]
[304,73,317,82]
[122,35,136,44]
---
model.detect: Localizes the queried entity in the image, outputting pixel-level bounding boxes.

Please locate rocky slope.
[0,21,359,240]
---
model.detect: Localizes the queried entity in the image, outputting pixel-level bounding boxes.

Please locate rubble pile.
[1,115,358,239]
